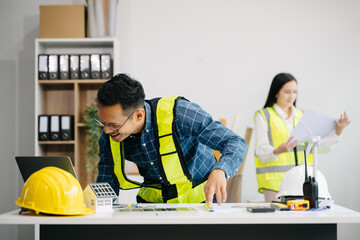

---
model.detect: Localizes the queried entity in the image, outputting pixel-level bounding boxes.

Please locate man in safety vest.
[95,74,248,205]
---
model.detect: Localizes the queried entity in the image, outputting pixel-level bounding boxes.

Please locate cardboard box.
[40,5,86,38]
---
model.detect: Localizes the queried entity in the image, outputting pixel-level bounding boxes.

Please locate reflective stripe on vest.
[109,96,206,203]
[254,107,313,193]
[156,96,188,185]
[110,139,151,189]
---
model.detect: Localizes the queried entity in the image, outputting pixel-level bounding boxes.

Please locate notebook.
[15,156,77,182]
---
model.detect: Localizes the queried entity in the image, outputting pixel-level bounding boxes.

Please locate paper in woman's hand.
[289,109,336,144]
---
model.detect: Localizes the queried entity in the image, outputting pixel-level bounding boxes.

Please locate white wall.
[0,0,84,239]
[0,0,359,239]
[115,1,360,239]
[115,0,360,204]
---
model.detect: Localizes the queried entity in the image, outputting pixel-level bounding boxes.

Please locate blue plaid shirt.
[97,99,248,195]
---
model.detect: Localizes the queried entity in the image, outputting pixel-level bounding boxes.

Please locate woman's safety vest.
[254,107,313,193]
[107,96,207,203]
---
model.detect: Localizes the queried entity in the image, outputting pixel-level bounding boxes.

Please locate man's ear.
[135,108,145,121]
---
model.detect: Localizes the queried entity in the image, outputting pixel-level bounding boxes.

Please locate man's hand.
[204,169,227,206]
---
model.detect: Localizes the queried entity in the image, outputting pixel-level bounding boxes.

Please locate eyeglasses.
[93,109,137,133]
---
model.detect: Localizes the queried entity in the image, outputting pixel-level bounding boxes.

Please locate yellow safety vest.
[108,96,207,203]
[254,107,313,193]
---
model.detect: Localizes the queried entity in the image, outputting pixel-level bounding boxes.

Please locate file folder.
[80,55,90,79]
[59,55,70,79]
[60,115,74,141]
[38,115,49,141]
[49,115,60,141]
[70,55,80,79]
[90,54,101,79]
[101,54,112,79]
[48,55,59,80]
[38,55,48,80]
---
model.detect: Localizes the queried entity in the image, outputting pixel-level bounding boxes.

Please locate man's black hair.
[96,73,145,114]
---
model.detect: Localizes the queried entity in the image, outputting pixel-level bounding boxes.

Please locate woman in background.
[254,73,349,202]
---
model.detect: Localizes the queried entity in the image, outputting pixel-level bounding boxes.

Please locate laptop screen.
[15,156,77,182]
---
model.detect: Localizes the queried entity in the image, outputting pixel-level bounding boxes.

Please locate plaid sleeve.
[96,130,119,195]
[176,100,248,179]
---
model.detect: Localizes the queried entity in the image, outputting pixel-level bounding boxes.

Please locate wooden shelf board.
[39,79,107,85]
[77,79,107,84]
[36,38,116,48]
[39,141,75,145]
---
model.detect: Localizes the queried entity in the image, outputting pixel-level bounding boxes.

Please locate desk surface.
[1,203,360,225]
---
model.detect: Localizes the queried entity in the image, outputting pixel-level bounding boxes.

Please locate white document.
[290,109,336,144]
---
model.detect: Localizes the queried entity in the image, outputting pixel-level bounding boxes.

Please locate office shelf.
[34,38,119,188]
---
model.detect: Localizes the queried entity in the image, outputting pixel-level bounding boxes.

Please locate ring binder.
[38,55,49,80]
[38,115,49,141]
[90,54,101,79]
[48,55,59,80]
[59,55,70,79]
[101,54,111,79]
[70,55,80,79]
[60,115,74,140]
[80,55,90,79]
[49,115,60,140]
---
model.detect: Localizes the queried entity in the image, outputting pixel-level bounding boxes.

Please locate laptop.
[15,156,77,182]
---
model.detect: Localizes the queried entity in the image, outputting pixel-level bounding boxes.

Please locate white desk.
[1,203,360,240]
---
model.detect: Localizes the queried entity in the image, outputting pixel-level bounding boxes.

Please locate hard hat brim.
[86,207,96,214]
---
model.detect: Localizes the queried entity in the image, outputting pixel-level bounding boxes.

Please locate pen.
[127,203,138,208]
[204,203,215,212]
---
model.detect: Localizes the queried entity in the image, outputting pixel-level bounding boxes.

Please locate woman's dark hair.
[263,73,297,108]
[96,73,145,114]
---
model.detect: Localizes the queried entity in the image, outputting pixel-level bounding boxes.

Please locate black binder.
[101,54,112,79]
[59,55,69,79]
[38,55,48,80]
[60,115,74,141]
[49,115,60,141]
[80,55,90,79]
[38,115,49,141]
[70,55,80,79]
[48,55,59,80]
[90,54,101,79]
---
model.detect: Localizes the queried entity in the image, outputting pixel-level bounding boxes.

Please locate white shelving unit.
[34,38,119,188]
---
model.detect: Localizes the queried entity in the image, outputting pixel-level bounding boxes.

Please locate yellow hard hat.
[16,166,94,215]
